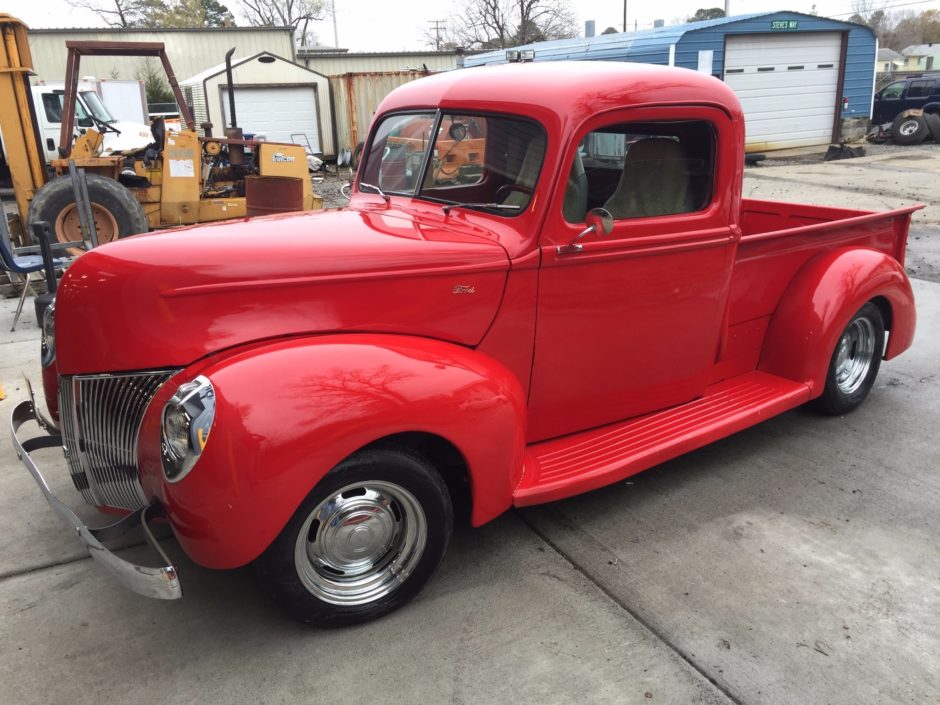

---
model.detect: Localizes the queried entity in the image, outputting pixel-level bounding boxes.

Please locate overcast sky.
[5,0,940,52]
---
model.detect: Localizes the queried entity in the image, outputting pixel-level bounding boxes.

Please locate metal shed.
[27,26,295,84]
[180,51,335,159]
[466,12,876,152]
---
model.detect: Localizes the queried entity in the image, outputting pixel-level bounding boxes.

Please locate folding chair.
[0,214,70,331]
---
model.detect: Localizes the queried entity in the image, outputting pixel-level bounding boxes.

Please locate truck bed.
[712,199,921,385]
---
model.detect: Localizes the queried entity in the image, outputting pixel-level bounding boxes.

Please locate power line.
[428,19,446,50]
[826,0,939,16]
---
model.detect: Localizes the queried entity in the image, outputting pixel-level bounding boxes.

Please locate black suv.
[872,74,940,144]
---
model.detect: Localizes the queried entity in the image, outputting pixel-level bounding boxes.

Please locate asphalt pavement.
[1,148,938,705]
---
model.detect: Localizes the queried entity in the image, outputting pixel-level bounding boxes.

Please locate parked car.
[13,61,921,627]
[872,74,940,144]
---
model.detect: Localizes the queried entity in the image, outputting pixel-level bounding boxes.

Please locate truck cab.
[30,81,153,161]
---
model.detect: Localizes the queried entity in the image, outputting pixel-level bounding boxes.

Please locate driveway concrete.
[1,152,938,704]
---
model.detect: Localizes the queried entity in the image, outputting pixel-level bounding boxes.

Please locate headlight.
[41,300,55,367]
[161,375,215,482]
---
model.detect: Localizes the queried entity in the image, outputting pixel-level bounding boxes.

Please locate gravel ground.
[753,138,940,167]
[312,166,356,209]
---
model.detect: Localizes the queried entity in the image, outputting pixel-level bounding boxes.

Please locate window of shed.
[563,121,715,223]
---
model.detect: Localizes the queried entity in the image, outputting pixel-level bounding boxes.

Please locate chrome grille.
[59,371,176,510]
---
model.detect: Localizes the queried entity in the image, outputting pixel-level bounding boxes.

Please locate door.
[723,32,843,151]
[527,108,737,442]
[222,85,321,153]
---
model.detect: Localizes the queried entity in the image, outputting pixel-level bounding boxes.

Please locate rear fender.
[759,248,915,393]
[138,334,527,569]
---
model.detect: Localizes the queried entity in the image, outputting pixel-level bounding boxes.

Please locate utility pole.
[429,19,446,50]
[623,0,627,32]
[331,0,339,48]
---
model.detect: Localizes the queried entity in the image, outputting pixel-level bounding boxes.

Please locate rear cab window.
[359,111,547,216]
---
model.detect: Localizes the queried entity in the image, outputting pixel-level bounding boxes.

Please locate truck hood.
[101,120,155,155]
[55,206,510,374]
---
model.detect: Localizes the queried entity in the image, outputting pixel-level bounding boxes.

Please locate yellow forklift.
[0,13,317,248]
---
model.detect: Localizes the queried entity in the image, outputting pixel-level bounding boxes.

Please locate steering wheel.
[495,184,532,201]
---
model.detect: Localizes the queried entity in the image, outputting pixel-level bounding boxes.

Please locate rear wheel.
[813,302,885,415]
[28,174,148,251]
[256,447,453,627]
[892,114,928,145]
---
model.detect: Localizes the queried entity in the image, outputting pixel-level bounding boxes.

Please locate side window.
[41,93,62,123]
[880,82,905,100]
[907,80,934,99]
[41,93,93,127]
[563,120,714,223]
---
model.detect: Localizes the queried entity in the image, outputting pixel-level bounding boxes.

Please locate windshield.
[359,111,546,216]
[80,90,116,122]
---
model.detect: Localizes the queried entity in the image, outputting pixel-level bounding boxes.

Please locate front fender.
[759,247,915,393]
[138,335,527,569]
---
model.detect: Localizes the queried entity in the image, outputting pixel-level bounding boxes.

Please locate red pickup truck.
[12,62,920,627]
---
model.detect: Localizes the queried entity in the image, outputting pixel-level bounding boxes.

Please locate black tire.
[28,173,148,246]
[891,114,928,145]
[924,113,940,143]
[256,447,453,627]
[813,302,885,416]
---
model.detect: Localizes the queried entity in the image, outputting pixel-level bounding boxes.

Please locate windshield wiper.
[359,181,390,203]
[441,202,522,215]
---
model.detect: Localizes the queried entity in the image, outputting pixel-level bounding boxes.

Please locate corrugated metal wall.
[465,26,684,67]
[301,52,461,76]
[26,27,294,82]
[330,71,430,151]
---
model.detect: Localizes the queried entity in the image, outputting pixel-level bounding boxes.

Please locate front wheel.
[813,302,885,415]
[256,448,453,627]
[28,173,149,250]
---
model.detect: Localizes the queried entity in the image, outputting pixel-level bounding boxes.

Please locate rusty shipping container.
[330,70,431,154]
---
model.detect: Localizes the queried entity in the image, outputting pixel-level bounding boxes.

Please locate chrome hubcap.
[294,480,427,606]
[834,317,876,395]
[898,120,919,136]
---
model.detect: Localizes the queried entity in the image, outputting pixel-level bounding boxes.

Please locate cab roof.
[375,61,743,124]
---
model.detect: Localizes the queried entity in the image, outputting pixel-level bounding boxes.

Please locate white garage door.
[723,32,842,151]
[222,85,320,153]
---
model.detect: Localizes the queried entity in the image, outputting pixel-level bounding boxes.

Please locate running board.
[514,371,810,506]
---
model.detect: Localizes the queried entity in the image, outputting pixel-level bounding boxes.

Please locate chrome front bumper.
[10,396,182,600]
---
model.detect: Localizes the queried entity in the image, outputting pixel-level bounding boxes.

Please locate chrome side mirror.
[556,208,613,254]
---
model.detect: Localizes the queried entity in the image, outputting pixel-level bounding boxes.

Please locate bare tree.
[73,0,168,28]
[429,0,576,50]
[75,0,232,27]
[240,0,325,42]
[847,6,940,50]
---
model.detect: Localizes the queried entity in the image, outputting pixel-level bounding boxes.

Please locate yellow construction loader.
[0,13,317,248]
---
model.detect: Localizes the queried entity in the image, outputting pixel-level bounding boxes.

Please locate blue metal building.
[465,12,877,151]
